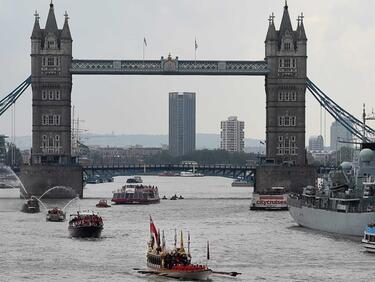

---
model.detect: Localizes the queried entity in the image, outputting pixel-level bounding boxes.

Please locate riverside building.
[168,92,196,157]
[220,116,245,152]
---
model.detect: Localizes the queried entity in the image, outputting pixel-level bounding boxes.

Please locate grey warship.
[288,144,375,236]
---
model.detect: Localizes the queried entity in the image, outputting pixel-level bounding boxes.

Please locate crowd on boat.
[69,212,103,227]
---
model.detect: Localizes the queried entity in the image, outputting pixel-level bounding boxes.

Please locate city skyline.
[0,0,375,146]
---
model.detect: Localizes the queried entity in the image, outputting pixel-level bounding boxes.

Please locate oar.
[212,270,242,277]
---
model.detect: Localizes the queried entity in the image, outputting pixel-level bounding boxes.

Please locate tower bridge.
[0,2,372,197]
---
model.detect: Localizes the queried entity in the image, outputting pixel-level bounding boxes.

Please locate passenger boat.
[180,171,204,177]
[21,197,40,213]
[250,186,288,210]
[145,217,212,280]
[159,171,180,177]
[68,211,103,238]
[46,207,66,222]
[112,184,160,205]
[362,224,375,252]
[231,177,253,187]
[96,199,111,208]
[126,176,143,183]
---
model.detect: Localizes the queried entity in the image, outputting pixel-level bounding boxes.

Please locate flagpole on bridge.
[194,37,198,68]
[143,37,147,68]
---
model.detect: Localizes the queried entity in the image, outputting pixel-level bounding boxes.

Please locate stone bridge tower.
[30,2,72,165]
[20,2,83,198]
[265,3,307,166]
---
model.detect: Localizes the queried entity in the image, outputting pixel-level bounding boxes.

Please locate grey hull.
[288,205,375,236]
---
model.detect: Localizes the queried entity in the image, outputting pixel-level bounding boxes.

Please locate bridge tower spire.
[30,2,73,165]
[264,3,307,165]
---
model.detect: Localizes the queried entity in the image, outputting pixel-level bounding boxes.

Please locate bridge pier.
[19,165,83,198]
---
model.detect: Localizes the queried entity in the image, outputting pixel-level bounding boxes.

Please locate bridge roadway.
[82,163,256,182]
[70,59,269,76]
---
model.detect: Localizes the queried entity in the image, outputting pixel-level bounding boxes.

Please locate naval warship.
[288,143,375,236]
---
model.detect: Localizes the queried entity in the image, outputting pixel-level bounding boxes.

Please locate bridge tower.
[30,2,73,165]
[20,2,82,198]
[265,3,307,165]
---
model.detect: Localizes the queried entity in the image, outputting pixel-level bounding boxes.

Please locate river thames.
[0,175,374,281]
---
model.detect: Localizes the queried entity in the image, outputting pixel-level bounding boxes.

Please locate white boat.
[250,187,288,210]
[180,171,204,177]
[288,146,375,236]
[362,224,375,252]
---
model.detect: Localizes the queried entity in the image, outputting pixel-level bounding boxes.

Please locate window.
[291,92,297,101]
[49,91,54,100]
[55,90,60,100]
[278,117,284,126]
[42,115,48,125]
[47,40,55,49]
[284,42,291,51]
[278,92,283,101]
[284,149,290,155]
[49,137,54,147]
[47,57,55,66]
[291,116,296,126]
[284,139,290,148]
[285,92,290,101]
[42,135,47,149]
[278,149,283,155]
[291,136,296,142]
[42,90,47,100]
[42,57,46,66]
[48,116,53,125]
[284,116,290,126]
[291,149,296,155]
[53,115,60,126]
[292,59,296,68]
[278,136,283,142]
[284,59,290,68]
[279,59,282,68]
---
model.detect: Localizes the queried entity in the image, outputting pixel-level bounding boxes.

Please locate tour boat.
[158,171,180,177]
[111,184,160,205]
[180,171,204,177]
[145,217,212,280]
[68,211,103,238]
[250,186,288,210]
[362,224,375,253]
[21,197,40,213]
[96,199,111,208]
[46,207,66,222]
[231,177,253,187]
[126,176,143,183]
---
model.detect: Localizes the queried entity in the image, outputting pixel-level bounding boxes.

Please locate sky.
[0,0,375,146]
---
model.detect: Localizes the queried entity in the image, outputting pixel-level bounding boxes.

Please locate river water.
[0,175,374,281]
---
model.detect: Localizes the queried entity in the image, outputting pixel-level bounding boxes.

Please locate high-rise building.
[169,92,196,157]
[330,120,353,151]
[220,116,245,152]
[308,135,324,151]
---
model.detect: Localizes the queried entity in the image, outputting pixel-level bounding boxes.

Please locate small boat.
[112,184,160,205]
[162,195,168,200]
[362,224,375,252]
[68,211,103,238]
[126,176,143,183]
[178,195,184,200]
[145,217,212,280]
[46,207,66,222]
[170,194,178,200]
[250,186,288,210]
[96,199,111,208]
[21,197,40,213]
[231,177,253,187]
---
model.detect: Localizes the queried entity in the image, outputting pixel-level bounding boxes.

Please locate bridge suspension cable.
[0,76,31,117]
[306,78,375,142]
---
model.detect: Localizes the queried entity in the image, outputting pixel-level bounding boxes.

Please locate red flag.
[150,216,158,241]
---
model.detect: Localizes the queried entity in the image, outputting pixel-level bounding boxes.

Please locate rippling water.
[0,175,374,281]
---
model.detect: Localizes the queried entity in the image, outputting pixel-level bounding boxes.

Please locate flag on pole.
[195,37,198,50]
[144,37,147,47]
[149,216,158,242]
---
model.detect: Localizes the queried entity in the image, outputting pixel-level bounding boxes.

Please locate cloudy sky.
[0,0,374,145]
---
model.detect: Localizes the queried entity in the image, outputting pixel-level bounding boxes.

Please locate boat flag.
[188,231,191,257]
[174,229,177,248]
[149,216,158,242]
[143,37,147,47]
[157,228,161,247]
[162,230,166,250]
[195,37,198,50]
